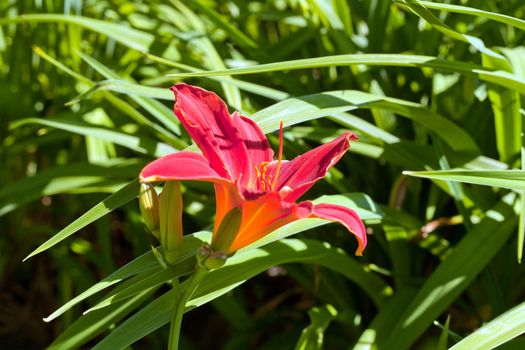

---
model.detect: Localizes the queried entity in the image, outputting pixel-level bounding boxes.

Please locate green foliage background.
[1,0,525,349]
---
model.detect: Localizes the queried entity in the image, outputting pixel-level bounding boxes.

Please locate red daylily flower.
[140,84,367,255]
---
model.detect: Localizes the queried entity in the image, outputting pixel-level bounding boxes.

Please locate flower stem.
[167,265,208,350]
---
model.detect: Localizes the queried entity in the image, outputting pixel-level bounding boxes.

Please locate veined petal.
[232,111,273,186]
[227,190,299,252]
[300,202,367,256]
[267,132,357,201]
[172,84,251,181]
[140,151,229,183]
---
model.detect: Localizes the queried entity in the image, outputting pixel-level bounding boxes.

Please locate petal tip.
[344,131,359,142]
[355,245,365,256]
[171,83,205,95]
[139,174,156,183]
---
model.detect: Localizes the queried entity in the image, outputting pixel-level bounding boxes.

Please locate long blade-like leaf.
[24,180,139,260]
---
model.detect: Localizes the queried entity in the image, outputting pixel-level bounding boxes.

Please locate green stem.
[167,265,208,350]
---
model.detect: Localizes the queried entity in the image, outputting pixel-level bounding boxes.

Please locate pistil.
[271,121,284,190]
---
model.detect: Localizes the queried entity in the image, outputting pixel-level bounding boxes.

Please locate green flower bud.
[159,181,183,265]
[196,244,227,270]
[139,183,160,238]
[210,207,242,253]
[203,251,227,270]
[196,244,212,266]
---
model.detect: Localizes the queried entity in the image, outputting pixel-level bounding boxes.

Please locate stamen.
[254,164,261,181]
[271,120,284,190]
[260,162,268,191]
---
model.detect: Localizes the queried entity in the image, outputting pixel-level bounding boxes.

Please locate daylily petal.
[213,183,241,234]
[140,151,229,183]
[227,190,300,252]
[300,202,367,256]
[172,84,251,181]
[267,132,357,201]
[232,111,273,186]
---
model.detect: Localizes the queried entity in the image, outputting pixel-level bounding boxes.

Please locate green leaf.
[403,170,525,190]
[295,304,338,350]
[396,0,503,59]
[253,90,479,153]
[47,288,157,350]
[449,301,525,350]
[92,237,390,349]
[436,315,451,350]
[0,14,154,52]
[481,47,525,262]
[32,47,184,148]
[482,51,521,163]
[11,117,177,157]
[32,45,91,84]
[83,108,116,162]
[167,54,471,76]
[353,288,418,350]
[24,179,139,260]
[186,0,257,49]
[46,233,207,322]
[84,257,195,313]
[201,238,389,307]
[418,1,525,32]
[0,158,143,217]
[166,54,525,97]
[329,112,400,144]
[44,251,158,322]
[144,53,289,101]
[77,52,184,138]
[379,197,518,349]
[167,0,242,109]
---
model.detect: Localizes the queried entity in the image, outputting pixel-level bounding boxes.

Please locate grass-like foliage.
[1,0,525,349]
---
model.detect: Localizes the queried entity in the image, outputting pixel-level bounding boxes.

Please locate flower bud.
[203,251,227,270]
[211,207,242,253]
[196,244,212,266]
[159,181,183,264]
[196,244,227,270]
[139,183,160,238]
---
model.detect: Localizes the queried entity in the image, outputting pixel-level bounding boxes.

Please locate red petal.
[140,151,229,183]
[172,84,251,181]
[232,112,273,185]
[301,202,367,256]
[267,132,357,201]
